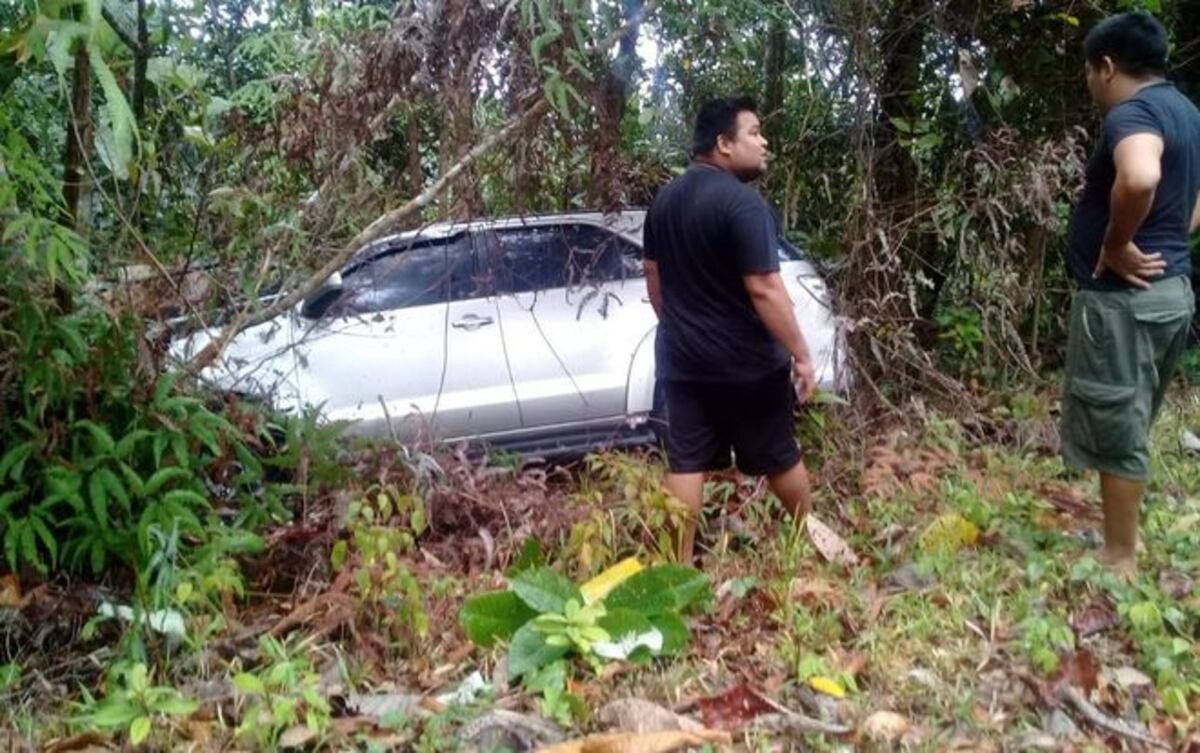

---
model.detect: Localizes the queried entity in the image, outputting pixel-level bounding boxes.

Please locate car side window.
[331,234,476,316]
[478,224,642,295]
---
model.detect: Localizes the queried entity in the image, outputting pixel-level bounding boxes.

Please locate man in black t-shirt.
[643,96,818,563]
[1060,12,1198,578]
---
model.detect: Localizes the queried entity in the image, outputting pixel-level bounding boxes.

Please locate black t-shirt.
[1066,81,1200,291]
[644,163,790,382]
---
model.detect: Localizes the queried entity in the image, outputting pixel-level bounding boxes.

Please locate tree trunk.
[62,44,93,229]
[762,18,787,130]
[407,108,424,197]
[133,0,149,122]
[587,0,643,209]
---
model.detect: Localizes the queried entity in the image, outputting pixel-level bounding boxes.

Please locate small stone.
[1047,708,1078,739]
[862,710,909,743]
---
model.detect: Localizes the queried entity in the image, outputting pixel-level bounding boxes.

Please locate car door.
[477,222,655,429]
[291,231,520,441]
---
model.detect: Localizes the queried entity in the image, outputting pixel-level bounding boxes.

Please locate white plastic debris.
[97,602,187,640]
[592,628,663,661]
[436,670,490,706]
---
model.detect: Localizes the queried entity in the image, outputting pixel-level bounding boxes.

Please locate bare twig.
[186,1,658,372]
[1058,686,1170,751]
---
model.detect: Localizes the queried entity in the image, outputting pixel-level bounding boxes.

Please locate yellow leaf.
[918,514,980,555]
[808,676,846,698]
[580,557,643,604]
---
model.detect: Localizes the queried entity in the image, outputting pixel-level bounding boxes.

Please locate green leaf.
[604,565,710,616]
[507,622,569,679]
[152,695,199,716]
[75,420,115,454]
[507,537,545,576]
[114,429,153,459]
[142,467,191,496]
[100,468,131,512]
[129,715,151,745]
[88,472,109,530]
[0,442,35,482]
[232,672,266,695]
[510,567,581,614]
[460,590,538,647]
[29,515,57,567]
[88,44,138,180]
[648,612,690,655]
[88,698,140,727]
[161,488,208,510]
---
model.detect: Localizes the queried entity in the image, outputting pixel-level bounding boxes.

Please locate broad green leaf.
[604,565,710,616]
[88,45,137,180]
[129,715,151,745]
[232,672,266,695]
[152,695,199,716]
[459,590,537,647]
[594,608,659,661]
[506,622,569,679]
[648,612,690,655]
[510,567,581,614]
[88,698,140,727]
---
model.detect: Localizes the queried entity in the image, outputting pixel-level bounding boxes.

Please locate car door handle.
[452,314,494,331]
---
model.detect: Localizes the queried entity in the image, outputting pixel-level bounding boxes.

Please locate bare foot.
[1095,547,1137,581]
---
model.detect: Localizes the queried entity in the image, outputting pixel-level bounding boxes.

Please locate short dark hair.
[692,96,758,157]
[1084,11,1168,77]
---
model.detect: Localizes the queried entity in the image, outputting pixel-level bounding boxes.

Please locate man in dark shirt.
[1061,12,1199,578]
[643,96,818,563]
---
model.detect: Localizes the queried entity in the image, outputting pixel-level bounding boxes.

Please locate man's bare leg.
[666,472,705,562]
[1098,472,1142,579]
[767,459,813,519]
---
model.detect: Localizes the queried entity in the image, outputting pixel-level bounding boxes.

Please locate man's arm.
[743,271,816,399]
[644,259,663,319]
[1096,133,1167,287]
[1191,192,1200,233]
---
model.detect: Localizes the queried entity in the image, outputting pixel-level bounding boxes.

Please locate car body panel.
[173,209,845,454]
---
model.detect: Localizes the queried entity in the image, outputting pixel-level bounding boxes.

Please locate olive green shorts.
[1060,275,1195,481]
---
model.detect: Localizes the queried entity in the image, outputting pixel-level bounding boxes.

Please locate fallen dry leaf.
[598,698,704,734]
[1070,602,1118,639]
[806,515,859,566]
[0,574,21,608]
[1053,650,1099,694]
[278,725,318,749]
[41,733,112,753]
[1158,569,1194,600]
[1111,667,1153,690]
[694,684,776,730]
[861,711,909,743]
[536,729,731,753]
[789,576,839,606]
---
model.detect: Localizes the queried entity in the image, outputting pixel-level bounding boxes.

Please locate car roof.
[354,209,647,261]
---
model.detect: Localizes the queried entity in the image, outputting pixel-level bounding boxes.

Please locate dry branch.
[187,2,654,372]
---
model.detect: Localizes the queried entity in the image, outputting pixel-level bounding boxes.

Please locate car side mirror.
[300,272,343,319]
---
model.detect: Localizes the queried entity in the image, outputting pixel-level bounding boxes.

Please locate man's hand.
[793,357,817,403]
[1093,241,1166,289]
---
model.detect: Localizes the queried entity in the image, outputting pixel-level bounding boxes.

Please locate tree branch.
[186,97,551,372]
[101,5,141,54]
[185,0,657,373]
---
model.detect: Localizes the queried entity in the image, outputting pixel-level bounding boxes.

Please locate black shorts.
[662,367,801,476]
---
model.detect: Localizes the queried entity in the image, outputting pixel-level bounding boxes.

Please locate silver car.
[174,210,844,456]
